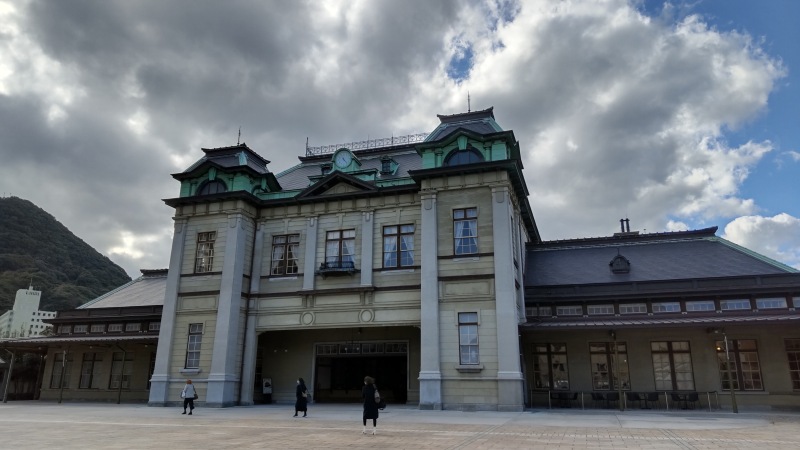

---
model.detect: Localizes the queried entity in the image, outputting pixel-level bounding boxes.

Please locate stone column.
[149,217,187,406]
[239,220,264,405]
[302,216,318,291]
[206,213,250,407]
[418,191,442,409]
[491,186,524,411]
[360,211,374,286]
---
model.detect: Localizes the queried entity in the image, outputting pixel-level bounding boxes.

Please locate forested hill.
[0,196,132,312]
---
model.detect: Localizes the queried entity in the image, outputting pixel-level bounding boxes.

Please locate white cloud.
[723,214,800,270]
[0,0,795,276]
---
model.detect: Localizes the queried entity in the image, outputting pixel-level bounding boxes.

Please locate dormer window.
[444,147,484,166]
[609,253,631,274]
[321,164,332,175]
[380,158,393,175]
[198,180,227,195]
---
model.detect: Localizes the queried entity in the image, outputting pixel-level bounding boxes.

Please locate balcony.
[316,260,358,278]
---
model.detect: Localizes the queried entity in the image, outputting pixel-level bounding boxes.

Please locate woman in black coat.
[294,377,308,417]
[361,376,379,435]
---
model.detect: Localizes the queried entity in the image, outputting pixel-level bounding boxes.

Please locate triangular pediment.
[297,172,377,199]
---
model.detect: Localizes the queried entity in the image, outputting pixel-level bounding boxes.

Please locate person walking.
[294,377,308,417]
[181,379,197,415]
[361,376,379,435]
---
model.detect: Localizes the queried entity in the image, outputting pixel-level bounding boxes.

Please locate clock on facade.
[335,151,352,168]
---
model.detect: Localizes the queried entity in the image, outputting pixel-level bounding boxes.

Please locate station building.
[3,108,799,411]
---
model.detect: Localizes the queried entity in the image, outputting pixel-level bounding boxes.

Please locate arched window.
[443,148,484,166]
[197,180,227,195]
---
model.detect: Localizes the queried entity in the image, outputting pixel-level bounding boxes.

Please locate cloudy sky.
[1,0,798,279]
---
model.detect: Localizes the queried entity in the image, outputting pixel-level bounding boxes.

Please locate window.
[380,158,392,174]
[458,312,479,365]
[757,298,787,309]
[109,352,134,390]
[619,304,647,314]
[73,325,88,333]
[58,325,72,334]
[197,180,227,195]
[324,229,355,268]
[270,234,300,275]
[590,342,630,391]
[716,339,763,391]
[195,231,216,273]
[50,352,72,389]
[453,208,478,255]
[148,322,161,332]
[444,148,484,166]
[108,324,123,332]
[587,305,614,315]
[556,305,582,316]
[125,323,141,332]
[786,339,800,390]
[720,299,751,311]
[185,323,204,369]
[79,353,103,389]
[531,343,569,390]
[686,300,715,312]
[651,341,695,390]
[90,324,104,333]
[652,302,681,313]
[527,306,553,317]
[383,225,415,268]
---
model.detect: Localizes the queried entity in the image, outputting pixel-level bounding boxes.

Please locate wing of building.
[3,109,799,411]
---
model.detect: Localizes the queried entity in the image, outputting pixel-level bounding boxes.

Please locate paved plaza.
[1,401,800,449]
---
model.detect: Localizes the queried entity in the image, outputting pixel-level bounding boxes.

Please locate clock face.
[335,151,352,168]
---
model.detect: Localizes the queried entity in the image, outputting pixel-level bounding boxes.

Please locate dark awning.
[521,313,800,330]
[0,335,157,352]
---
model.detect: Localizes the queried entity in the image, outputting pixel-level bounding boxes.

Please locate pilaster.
[148,217,187,406]
[206,213,249,407]
[239,220,264,405]
[419,190,442,409]
[302,216,318,290]
[360,211,374,286]
[491,186,524,411]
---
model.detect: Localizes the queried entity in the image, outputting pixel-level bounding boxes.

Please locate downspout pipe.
[2,350,14,403]
[58,347,69,404]
[238,214,259,404]
[114,343,127,405]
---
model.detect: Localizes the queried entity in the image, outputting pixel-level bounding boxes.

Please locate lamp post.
[711,328,738,413]
[722,332,738,413]
[610,330,624,411]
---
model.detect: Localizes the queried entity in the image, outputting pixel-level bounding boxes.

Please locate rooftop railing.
[305,133,428,157]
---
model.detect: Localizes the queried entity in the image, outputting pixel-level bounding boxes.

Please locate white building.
[0,286,56,338]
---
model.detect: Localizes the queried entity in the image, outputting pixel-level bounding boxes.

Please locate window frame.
[185,323,204,369]
[270,234,301,275]
[458,312,480,365]
[324,229,356,269]
[650,341,695,391]
[619,303,647,314]
[652,302,681,313]
[195,231,216,273]
[453,207,478,256]
[785,339,800,391]
[108,351,135,390]
[685,300,715,312]
[720,299,751,311]
[531,343,570,390]
[556,305,582,316]
[589,342,630,391]
[79,352,103,389]
[756,297,787,309]
[587,304,615,315]
[716,338,763,391]
[50,352,72,389]
[382,224,415,268]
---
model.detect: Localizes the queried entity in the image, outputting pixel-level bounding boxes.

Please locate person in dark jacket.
[294,377,308,417]
[362,376,379,435]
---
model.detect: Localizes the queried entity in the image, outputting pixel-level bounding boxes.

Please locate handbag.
[301,391,308,398]
[377,399,386,410]
[193,393,199,400]
[373,386,381,403]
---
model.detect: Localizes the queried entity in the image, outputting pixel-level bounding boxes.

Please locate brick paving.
[1,402,799,449]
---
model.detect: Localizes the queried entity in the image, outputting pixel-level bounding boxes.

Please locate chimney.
[619,219,625,233]
[625,218,630,233]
